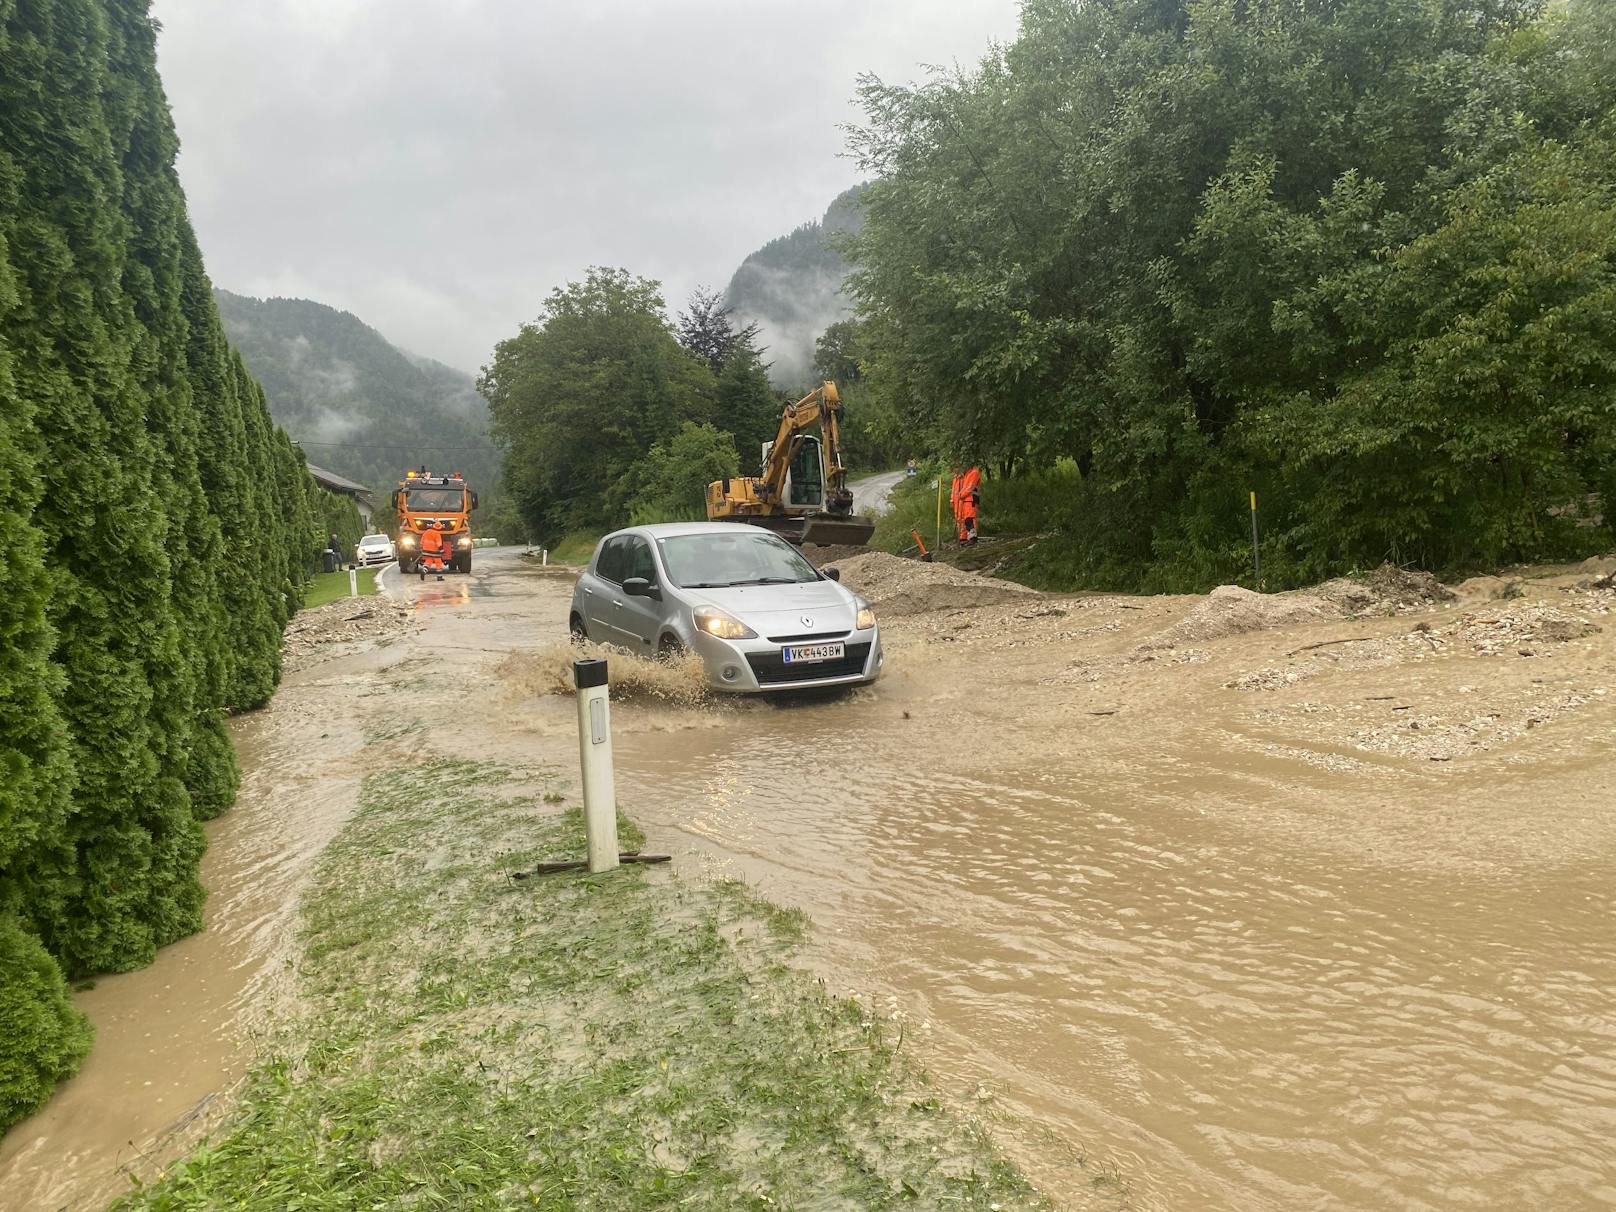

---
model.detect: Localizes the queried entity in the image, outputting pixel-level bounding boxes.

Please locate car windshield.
[360,534,388,545]
[405,488,464,512]
[658,531,820,589]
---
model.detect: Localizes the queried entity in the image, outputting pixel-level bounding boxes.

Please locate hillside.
[214,290,499,494]
[723,184,864,388]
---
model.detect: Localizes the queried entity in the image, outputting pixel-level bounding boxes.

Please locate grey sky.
[152,0,1021,374]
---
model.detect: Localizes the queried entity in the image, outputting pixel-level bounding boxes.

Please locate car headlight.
[400,534,416,548]
[457,536,472,548]
[694,606,756,640]
[856,600,876,630]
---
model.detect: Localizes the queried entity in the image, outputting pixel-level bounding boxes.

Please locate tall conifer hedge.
[0,0,322,1130]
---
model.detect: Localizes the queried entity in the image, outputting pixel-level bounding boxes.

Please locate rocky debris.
[1454,575,1526,601]
[1446,604,1601,655]
[1150,584,1335,647]
[282,599,416,673]
[834,551,1040,617]
[1318,564,1456,614]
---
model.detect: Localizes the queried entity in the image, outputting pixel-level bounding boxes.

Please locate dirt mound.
[282,599,416,673]
[1318,564,1456,614]
[834,551,1040,617]
[1154,585,1335,646]
[1453,575,1525,602]
[497,642,711,707]
[801,543,867,568]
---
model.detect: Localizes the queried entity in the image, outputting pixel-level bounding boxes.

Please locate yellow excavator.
[705,380,876,547]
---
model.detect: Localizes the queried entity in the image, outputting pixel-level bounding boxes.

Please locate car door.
[613,536,662,654]
[581,537,626,642]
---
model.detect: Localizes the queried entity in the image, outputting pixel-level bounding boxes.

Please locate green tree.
[0,916,92,1132]
[480,268,716,537]
[611,421,741,525]
[847,0,1613,589]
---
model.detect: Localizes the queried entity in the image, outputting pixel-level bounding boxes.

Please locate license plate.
[782,642,844,665]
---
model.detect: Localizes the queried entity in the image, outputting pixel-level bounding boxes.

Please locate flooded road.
[7,547,1614,1210]
[615,721,1616,1210]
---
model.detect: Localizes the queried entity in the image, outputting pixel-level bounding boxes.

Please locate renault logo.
[800,615,815,628]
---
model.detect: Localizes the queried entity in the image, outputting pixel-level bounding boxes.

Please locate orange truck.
[392,468,479,574]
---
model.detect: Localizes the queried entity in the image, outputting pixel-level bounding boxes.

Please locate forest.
[214,290,500,498]
[1,0,324,1130]
[844,0,1616,590]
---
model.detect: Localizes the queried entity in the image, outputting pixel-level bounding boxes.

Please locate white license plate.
[782,642,844,665]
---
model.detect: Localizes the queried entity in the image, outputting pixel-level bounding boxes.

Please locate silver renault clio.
[569,522,883,692]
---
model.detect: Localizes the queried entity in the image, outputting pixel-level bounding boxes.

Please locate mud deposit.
[7,548,1615,1211]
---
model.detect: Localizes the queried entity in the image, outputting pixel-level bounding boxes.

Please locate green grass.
[302,567,380,609]
[546,531,604,566]
[113,761,1044,1211]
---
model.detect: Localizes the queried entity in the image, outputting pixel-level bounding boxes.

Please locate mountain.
[213,290,499,494]
[723,184,865,389]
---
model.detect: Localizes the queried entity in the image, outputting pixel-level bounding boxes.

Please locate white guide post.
[573,658,619,873]
[348,565,358,597]
[543,548,549,566]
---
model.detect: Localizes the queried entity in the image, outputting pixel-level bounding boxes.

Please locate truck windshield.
[658,531,819,588]
[405,488,464,512]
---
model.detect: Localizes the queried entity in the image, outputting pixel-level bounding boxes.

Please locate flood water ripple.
[620,725,1616,1211]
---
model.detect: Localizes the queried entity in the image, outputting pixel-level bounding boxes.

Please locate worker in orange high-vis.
[958,465,981,544]
[949,467,964,541]
[418,522,447,580]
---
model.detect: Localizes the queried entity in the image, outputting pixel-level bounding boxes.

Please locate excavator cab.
[762,436,825,508]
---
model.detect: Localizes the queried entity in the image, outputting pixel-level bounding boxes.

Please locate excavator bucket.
[733,513,877,547]
[798,513,876,547]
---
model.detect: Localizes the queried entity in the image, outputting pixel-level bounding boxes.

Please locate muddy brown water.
[6,548,1614,1211]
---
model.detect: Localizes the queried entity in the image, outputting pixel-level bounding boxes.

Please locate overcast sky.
[151,0,1020,374]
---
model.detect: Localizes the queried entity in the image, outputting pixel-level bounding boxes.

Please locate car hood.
[681,580,857,636]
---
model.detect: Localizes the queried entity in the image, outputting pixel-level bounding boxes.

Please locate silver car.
[570,522,883,692]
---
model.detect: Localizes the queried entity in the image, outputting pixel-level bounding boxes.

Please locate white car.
[354,533,396,566]
[569,522,882,692]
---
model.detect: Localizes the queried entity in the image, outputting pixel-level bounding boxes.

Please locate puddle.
[609,683,1616,1210]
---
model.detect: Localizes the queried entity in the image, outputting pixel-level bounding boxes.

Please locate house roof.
[307,463,374,500]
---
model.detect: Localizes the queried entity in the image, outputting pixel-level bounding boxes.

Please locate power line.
[293,439,502,454]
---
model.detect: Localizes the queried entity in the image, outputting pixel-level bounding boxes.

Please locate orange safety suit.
[420,527,446,559]
[958,466,981,543]
[949,472,963,533]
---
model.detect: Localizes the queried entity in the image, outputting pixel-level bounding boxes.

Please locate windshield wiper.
[733,576,804,585]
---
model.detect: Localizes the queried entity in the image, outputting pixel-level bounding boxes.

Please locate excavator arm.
[756,382,851,512]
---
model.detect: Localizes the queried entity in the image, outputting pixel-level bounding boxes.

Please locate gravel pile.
[1151,585,1335,646]
[282,600,417,673]
[834,551,1040,617]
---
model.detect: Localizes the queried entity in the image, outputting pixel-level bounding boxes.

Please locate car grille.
[747,642,871,686]
[765,630,850,643]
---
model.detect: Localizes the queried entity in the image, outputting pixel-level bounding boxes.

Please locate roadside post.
[574,658,619,873]
[935,475,944,555]
[348,564,358,598]
[1249,491,1262,588]
[508,659,672,881]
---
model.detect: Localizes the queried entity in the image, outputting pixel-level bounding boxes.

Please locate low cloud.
[153,0,1020,372]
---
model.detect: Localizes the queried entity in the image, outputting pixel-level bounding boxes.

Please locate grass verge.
[303,566,380,609]
[546,532,604,567]
[114,760,1042,1211]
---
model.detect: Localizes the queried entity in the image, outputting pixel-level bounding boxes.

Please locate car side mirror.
[622,577,661,600]
[822,567,841,582]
